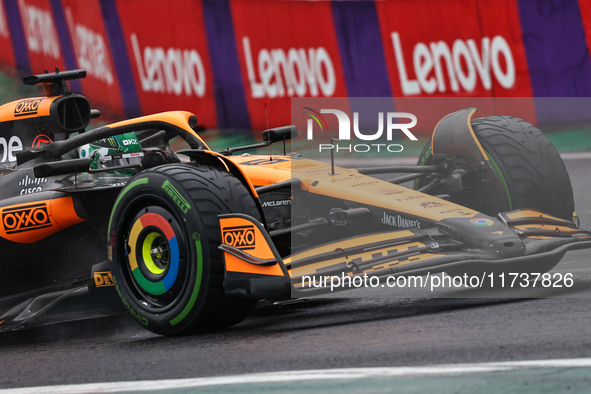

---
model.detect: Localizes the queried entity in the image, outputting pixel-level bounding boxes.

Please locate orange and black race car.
[1,69,590,335]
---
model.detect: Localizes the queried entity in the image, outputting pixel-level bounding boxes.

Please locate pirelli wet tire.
[108,164,259,336]
[416,116,574,220]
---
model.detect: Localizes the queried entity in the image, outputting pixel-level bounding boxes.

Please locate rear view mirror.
[262,125,297,143]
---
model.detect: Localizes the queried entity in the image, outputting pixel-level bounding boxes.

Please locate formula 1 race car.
[1,69,590,336]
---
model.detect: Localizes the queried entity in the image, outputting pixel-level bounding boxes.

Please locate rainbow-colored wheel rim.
[128,211,180,295]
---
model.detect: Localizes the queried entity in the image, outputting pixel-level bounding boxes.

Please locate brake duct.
[431,108,510,214]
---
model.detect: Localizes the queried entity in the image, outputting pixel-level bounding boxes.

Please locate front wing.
[218,210,591,298]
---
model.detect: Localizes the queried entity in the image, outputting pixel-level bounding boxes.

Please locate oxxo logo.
[14,99,42,117]
[222,225,256,250]
[2,203,51,234]
[303,107,417,153]
[391,32,515,95]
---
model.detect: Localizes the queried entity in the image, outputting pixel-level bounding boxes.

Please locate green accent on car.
[418,146,431,166]
[142,232,166,275]
[170,233,203,326]
[111,275,149,327]
[80,132,142,171]
[162,180,191,214]
[414,145,431,189]
[486,152,513,210]
[108,178,149,232]
[132,268,166,295]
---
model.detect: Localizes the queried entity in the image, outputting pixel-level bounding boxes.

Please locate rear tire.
[108,164,259,336]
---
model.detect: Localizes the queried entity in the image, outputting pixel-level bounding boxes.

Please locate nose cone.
[438,216,524,258]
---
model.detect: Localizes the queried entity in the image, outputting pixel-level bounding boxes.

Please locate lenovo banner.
[114,0,218,128]
[16,0,66,73]
[229,0,348,131]
[375,0,537,126]
[0,0,591,133]
[60,0,125,117]
[0,0,15,67]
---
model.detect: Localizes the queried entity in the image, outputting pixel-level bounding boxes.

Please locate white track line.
[560,151,591,160]
[4,357,591,393]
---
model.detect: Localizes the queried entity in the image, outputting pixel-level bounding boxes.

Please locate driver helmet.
[78,132,143,170]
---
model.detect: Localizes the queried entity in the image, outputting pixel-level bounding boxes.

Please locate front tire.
[416,116,574,219]
[108,164,259,336]
[417,116,574,276]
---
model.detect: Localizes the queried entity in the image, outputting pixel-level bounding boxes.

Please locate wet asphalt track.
[1,157,591,391]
